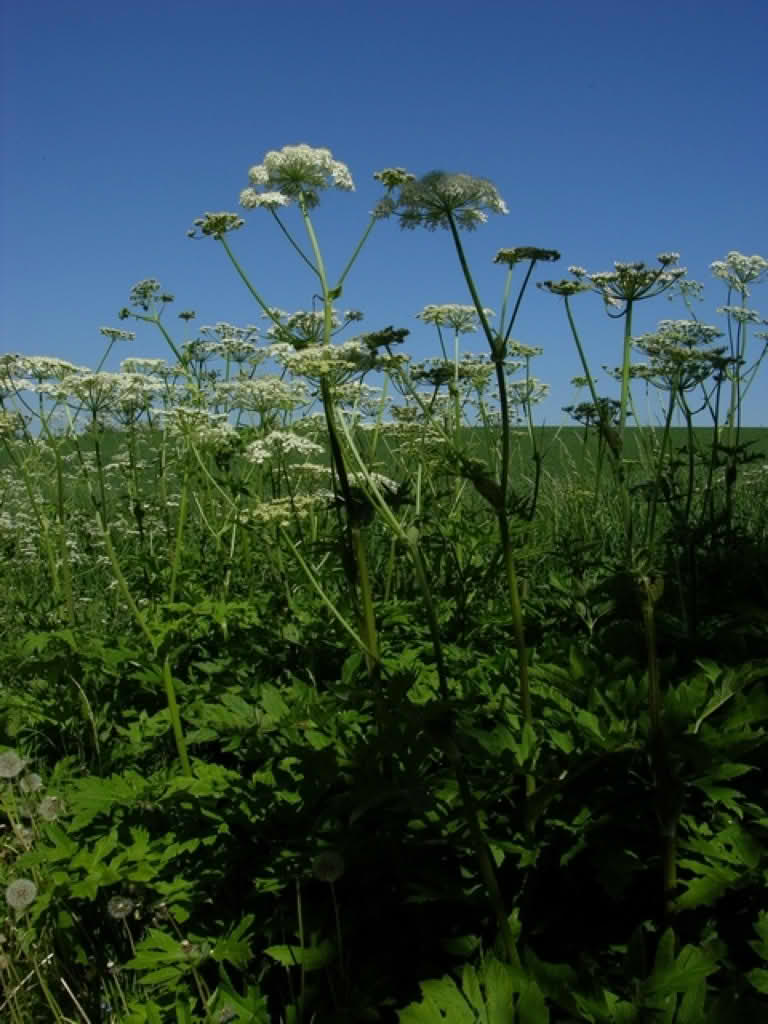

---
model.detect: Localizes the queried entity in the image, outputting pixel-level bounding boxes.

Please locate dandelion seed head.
[0,750,26,779]
[107,895,135,920]
[19,773,43,794]
[6,878,37,911]
[38,795,64,821]
[312,850,345,883]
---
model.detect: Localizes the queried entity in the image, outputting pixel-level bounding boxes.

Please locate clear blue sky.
[2,0,767,425]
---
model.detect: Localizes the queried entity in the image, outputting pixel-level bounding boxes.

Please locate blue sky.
[2,0,767,425]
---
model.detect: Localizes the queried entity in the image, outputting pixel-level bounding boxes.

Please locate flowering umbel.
[567,254,687,313]
[374,169,508,231]
[188,212,245,240]
[495,247,560,267]
[710,251,768,296]
[239,144,355,211]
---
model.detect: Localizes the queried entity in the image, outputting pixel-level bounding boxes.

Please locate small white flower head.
[239,188,292,210]
[243,144,354,210]
[121,357,169,374]
[126,279,171,311]
[717,305,765,325]
[537,279,592,297]
[373,167,416,189]
[631,319,727,387]
[100,327,136,342]
[416,304,494,333]
[710,251,768,295]
[37,795,65,822]
[385,170,508,231]
[107,895,135,920]
[0,750,26,779]
[554,254,686,309]
[244,430,324,466]
[312,849,345,883]
[189,212,245,239]
[6,878,37,912]
[494,247,560,267]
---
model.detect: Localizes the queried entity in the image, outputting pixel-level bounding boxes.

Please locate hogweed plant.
[375,168,562,802]
[539,249,768,934]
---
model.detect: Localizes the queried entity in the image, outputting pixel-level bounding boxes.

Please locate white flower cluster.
[268,339,368,379]
[240,144,355,211]
[240,494,329,527]
[380,170,508,232]
[244,430,324,465]
[631,320,727,387]
[568,254,686,304]
[4,355,87,383]
[710,251,768,294]
[416,304,495,332]
[214,375,308,413]
[156,406,237,445]
[717,305,766,325]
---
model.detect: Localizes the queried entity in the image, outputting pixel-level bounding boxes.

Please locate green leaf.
[569,645,589,681]
[213,915,254,968]
[264,935,335,972]
[746,967,768,994]
[676,872,734,909]
[260,683,289,721]
[484,957,518,1023]
[517,980,549,1024]
[138,966,184,986]
[749,911,768,961]
[575,709,602,740]
[644,939,719,1003]
[174,998,194,1024]
[397,975,476,1023]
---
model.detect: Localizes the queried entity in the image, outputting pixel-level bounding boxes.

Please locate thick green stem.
[618,300,635,444]
[445,213,533,795]
[162,654,192,777]
[642,578,679,924]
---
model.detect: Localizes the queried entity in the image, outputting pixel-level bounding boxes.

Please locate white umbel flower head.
[379,170,508,231]
[710,251,768,295]
[242,144,355,210]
